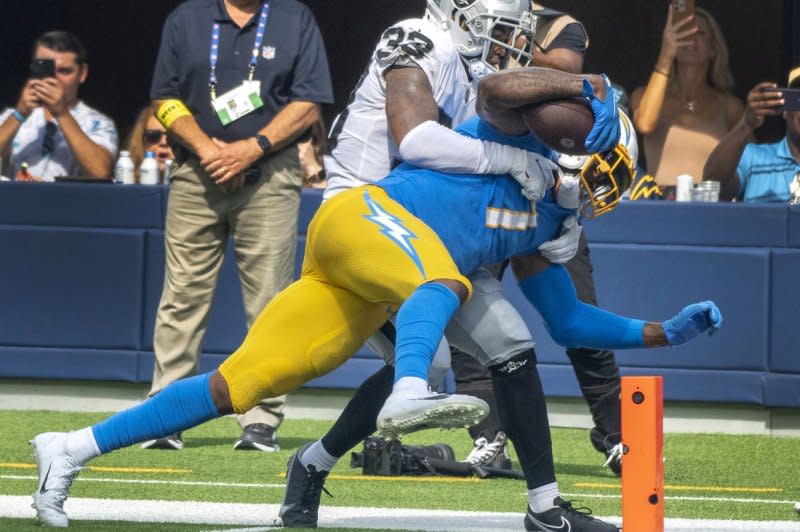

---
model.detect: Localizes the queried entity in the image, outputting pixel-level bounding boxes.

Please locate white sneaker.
[30,432,82,528]
[377,391,489,438]
[463,431,509,466]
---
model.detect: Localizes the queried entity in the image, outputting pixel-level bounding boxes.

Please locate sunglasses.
[41,122,57,156]
[143,129,167,144]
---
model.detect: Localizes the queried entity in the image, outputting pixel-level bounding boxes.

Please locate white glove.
[539,216,582,263]
[508,149,558,202]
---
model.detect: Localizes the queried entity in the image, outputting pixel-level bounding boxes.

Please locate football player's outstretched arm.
[477,67,604,135]
[509,254,723,349]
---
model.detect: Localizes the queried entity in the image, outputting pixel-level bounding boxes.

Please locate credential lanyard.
[209,1,270,101]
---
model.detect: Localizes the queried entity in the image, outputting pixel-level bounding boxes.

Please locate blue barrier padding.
[769,250,800,373]
[0,181,162,228]
[0,227,145,349]
[585,201,788,248]
[762,374,800,407]
[502,244,769,371]
[0,347,140,382]
[0,184,798,408]
[788,206,800,248]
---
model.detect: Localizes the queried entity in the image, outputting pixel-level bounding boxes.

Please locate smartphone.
[764,88,800,111]
[671,0,695,23]
[29,58,56,79]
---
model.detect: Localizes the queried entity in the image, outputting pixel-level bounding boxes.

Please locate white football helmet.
[557,110,638,219]
[426,0,536,79]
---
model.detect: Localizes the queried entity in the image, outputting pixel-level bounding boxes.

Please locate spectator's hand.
[583,75,620,153]
[658,5,699,65]
[16,80,40,117]
[663,301,723,345]
[742,82,784,131]
[31,78,68,118]
[201,138,262,185]
[222,174,246,193]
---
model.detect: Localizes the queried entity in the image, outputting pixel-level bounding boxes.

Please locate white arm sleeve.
[398,120,524,175]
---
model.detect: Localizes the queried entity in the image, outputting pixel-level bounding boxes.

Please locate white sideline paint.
[3,475,797,507]
[1,496,799,531]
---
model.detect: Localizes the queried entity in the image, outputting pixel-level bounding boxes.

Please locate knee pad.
[489,349,538,378]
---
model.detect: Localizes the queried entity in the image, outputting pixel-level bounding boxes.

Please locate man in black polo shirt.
[143,0,333,452]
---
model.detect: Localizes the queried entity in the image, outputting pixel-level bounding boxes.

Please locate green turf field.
[1,409,798,530]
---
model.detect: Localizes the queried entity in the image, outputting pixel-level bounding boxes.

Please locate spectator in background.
[126,105,175,183]
[704,67,800,202]
[142,0,333,452]
[631,5,742,189]
[0,31,118,181]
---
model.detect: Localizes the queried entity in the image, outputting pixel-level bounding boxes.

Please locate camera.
[350,436,455,476]
[30,58,56,79]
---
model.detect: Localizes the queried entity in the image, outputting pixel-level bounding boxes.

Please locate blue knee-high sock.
[394,282,461,382]
[91,372,220,453]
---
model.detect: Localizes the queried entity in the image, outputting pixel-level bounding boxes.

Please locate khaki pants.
[150,145,302,429]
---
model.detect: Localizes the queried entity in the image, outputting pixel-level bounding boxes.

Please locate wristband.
[12,109,28,123]
[156,99,192,130]
[653,69,669,78]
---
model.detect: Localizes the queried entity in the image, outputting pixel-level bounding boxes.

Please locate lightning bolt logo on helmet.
[362,190,427,279]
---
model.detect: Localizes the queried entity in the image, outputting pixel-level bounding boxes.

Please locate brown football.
[521,97,595,155]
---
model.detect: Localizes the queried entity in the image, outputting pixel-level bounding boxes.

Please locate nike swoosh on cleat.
[528,515,571,532]
[39,463,52,494]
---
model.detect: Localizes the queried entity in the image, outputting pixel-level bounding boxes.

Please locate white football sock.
[392,376,428,396]
[529,481,560,513]
[299,440,338,472]
[66,427,101,465]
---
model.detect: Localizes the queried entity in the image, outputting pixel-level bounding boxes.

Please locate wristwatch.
[255,134,272,156]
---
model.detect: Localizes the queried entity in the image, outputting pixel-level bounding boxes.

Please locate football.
[521,97,595,155]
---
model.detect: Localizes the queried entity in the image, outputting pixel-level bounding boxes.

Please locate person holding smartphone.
[0,31,118,182]
[703,67,800,202]
[631,4,743,190]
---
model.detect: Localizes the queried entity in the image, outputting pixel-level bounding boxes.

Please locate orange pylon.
[621,376,664,532]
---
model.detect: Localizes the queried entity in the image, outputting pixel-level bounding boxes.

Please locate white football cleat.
[30,432,82,528]
[377,390,489,439]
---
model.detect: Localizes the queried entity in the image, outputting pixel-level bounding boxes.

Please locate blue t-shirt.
[737,137,800,202]
[150,0,333,142]
[379,116,574,275]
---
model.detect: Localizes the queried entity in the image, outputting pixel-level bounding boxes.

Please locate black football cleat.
[525,497,619,531]
[273,443,332,528]
[590,428,622,476]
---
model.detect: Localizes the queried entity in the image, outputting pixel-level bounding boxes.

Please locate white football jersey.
[323,18,476,200]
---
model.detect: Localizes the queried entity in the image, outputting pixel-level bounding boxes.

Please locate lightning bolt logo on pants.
[362,190,426,279]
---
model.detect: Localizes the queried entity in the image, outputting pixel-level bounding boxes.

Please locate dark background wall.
[0,0,796,144]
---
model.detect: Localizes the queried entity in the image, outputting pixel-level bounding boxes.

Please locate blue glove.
[583,75,620,153]
[663,301,724,346]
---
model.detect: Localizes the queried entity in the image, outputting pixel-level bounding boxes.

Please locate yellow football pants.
[219,186,472,413]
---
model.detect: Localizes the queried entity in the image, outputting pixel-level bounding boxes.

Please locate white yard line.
[2,474,796,506]
[1,496,798,531]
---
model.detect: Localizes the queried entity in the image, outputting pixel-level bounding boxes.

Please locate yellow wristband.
[156,99,192,129]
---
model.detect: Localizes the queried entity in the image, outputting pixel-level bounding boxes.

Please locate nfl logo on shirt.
[262,46,276,60]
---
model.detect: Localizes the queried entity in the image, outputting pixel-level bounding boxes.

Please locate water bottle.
[115,151,135,184]
[139,151,159,185]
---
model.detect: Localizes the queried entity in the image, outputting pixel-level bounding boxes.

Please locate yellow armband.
[156,99,192,130]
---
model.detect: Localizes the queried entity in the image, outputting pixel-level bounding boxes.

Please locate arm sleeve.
[289,7,334,104]
[518,263,646,349]
[150,14,182,100]
[398,120,522,175]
